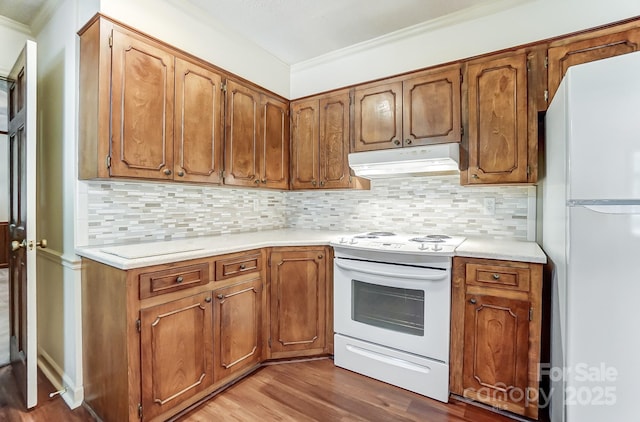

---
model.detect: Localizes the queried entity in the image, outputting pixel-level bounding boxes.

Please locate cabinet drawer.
[465,263,530,292]
[215,253,262,281]
[139,263,210,299]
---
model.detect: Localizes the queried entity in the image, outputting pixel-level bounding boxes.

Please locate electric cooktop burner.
[354,231,397,239]
[409,234,452,243]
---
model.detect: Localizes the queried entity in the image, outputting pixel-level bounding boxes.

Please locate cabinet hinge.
[459,71,463,83]
[138,403,143,419]
[526,58,531,72]
[221,170,226,179]
[136,319,141,333]
[108,35,113,48]
[529,307,533,321]
[221,82,227,92]
[526,165,531,176]
[106,155,111,168]
[544,90,549,103]
[544,56,548,69]
[460,125,464,137]
[268,337,272,348]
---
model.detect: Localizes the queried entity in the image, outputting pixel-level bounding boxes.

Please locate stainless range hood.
[348,143,460,179]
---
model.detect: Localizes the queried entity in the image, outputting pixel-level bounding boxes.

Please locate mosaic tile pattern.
[85,181,287,245]
[85,175,533,246]
[285,175,532,239]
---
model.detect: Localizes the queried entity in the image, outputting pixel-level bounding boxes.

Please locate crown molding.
[0,14,31,35]
[291,0,532,72]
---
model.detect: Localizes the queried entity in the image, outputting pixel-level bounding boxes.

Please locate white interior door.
[8,40,38,409]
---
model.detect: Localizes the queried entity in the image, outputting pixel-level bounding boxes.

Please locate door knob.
[11,240,26,251]
[36,239,47,248]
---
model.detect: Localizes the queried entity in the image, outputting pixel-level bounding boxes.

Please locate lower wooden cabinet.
[213,277,263,383]
[140,292,214,421]
[82,246,332,422]
[450,257,543,419]
[268,247,329,358]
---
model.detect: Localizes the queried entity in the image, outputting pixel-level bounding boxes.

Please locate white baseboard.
[38,347,84,409]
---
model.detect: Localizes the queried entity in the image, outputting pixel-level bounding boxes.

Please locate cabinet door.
[548,26,640,103]
[213,278,263,383]
[319,90,350,189]
[462,294,530,416]
[403,66,461,146]
[140,292,213,421]
[290,99,319,189]
[260,95,289,189]
[174,58,223,184]
[466,53,528,184]
[269,249,326,357]
[110,29,174,180]
[224,80,260,187]
[353,81,402,152]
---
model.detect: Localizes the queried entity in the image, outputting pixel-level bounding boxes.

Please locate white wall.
[98,0,290,97]
[291,0,640,98]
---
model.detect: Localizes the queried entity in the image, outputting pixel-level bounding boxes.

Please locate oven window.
[352,280,424,336]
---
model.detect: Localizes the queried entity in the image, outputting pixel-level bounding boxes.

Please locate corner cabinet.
[79,16,224,183]
[450,257,543,419]
[352,65,461,152]
[461,47,544,185]
[290,90,368,190]
[224,79,289,189]
[268,247,330,358]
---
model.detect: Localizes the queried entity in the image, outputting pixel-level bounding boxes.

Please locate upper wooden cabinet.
[353,65,461,152]
[291,89,367,190]
[79,17,224,183]
[224,80,289,189]
[548,23,640,103]
[462,47,544,185]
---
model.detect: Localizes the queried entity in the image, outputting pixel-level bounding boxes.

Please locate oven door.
[334,257,450,362]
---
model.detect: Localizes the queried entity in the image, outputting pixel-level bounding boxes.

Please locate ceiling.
[0,0,519,64]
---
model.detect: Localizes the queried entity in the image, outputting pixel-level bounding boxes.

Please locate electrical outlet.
[483,197,496,215]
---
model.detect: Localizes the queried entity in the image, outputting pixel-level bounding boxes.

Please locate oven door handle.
[335,260,447,281]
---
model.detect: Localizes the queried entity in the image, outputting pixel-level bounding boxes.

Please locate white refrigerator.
[542,51,640,422]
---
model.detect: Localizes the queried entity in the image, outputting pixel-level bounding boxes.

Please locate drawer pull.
[175,276,184,283]
[470,298,477,304]
[239,264,246,270]
[492,273,500,280]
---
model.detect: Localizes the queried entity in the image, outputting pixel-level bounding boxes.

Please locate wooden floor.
[0,364,94,422]
[0,357,533,422]
[176,358,521,422]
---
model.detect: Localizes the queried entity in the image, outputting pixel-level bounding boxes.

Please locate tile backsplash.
[83,175,534,246]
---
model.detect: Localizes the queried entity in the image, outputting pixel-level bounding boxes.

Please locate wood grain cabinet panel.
[450,257,543,419]
[110,28,175,180]
[260,95,290,189]
[140,292,214,421]
[291,90,365,190]
[353,65,461,152]
[139,262,209,299]
[548,25,640,103]
[464,52,529,184]
[269,248,327,358]
[174,57,223,183]
[213,278,263,383]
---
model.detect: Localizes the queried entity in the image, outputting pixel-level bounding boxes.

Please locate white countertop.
[455,237,547,264]
[76,230,547,270]
[76,229,353,270]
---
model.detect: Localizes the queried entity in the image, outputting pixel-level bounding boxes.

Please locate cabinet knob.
[262,179,267,184]
[492,273,501,280]
[217,294,224,300]
[175,276,184,283]
[239,264,246,270]
[163,169,172,176]
[318,254,324,259]
[320,180,325,187]
[469,298,477,304]
[311,180,317,186]
[205,297,212,303]
[177,171,184,177]
[393,139,401,146]
[405,139,412,145]
[255,179,260,184]
[471,174,479,179]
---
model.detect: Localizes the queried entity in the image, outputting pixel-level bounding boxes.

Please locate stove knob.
[340,237,346,243]
[419,243,427,251]
[349,238,357,245]
[433,244,442,252]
